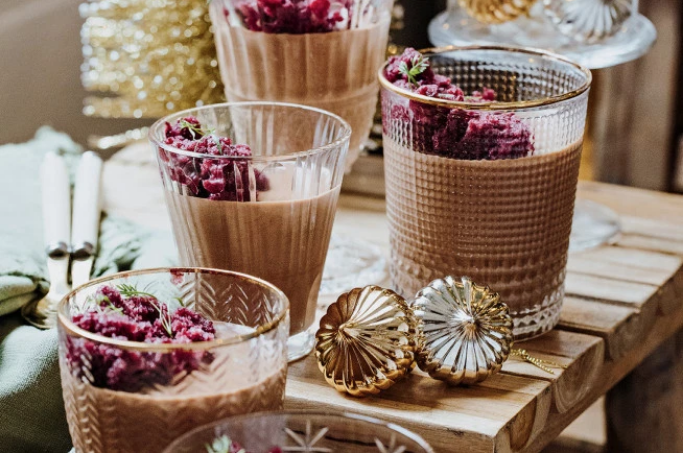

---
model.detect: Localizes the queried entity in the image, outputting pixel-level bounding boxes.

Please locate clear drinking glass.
[208,0,394,296]
[149,103,350,360]
[163,411,436,453]
[380,46,591,339]
[57,268,289,453]
[208,0,393,165]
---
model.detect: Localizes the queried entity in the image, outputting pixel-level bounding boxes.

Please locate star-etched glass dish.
[163,411,435,453]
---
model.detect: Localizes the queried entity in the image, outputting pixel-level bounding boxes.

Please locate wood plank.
[557,298,651,360]
[504,331,605,414]
[563,273,658,307]
[286,355,552,453]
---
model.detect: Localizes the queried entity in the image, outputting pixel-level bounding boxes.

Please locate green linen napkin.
[0,128,175,452]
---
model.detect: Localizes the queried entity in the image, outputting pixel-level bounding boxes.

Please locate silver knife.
[71,151,103,289]
[21,152,72,329]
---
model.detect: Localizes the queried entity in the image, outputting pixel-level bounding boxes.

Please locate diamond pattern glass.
[380,46,591,339]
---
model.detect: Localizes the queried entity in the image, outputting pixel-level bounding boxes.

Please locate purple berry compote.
[66,285,216,392]
[227,0,353,34]
[158,117,268,201]
[382,48,535,160]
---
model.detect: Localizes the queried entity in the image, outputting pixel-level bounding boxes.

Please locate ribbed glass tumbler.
[58,268,289,453]
[208,0,393,165]
[380,46,591,339]
[150,103,350,360]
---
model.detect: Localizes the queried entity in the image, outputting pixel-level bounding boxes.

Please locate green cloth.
[0,128,176,452]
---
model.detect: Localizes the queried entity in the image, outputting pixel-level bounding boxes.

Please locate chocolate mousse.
[61,286,286,453]
[209,0,390,166]
[158,118,338,337]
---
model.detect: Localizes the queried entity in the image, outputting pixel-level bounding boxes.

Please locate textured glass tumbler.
[380,46,591,340]
[209,0,392,166]
[57,268,289,453]
[163,411,436,453]
[150,103,350,361]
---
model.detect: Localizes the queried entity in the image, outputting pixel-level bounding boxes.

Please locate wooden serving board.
[284,182,683,453]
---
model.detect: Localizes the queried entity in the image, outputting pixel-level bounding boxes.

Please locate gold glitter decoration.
[80,0,225,119]
[413,276,514,385]
[315,286,417,397]
[458,0,538,24]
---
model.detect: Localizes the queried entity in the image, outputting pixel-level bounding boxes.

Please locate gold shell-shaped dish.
[413,276,513,385]
[315,286,417,397]
[459,0,538,24]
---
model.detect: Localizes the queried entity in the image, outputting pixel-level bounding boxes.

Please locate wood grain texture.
[287,181,683,453]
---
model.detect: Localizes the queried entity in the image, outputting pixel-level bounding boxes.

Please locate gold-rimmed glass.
[57,267,289,453]
[163,411,436,453]
[380,45,591,339]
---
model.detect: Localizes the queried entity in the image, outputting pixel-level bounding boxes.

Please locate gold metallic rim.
[378,45,593,111]
[57,267,290,352]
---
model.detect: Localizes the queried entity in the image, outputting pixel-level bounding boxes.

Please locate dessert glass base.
[511,284,565,341]
[320,234,387,298]
[569,199,621,252]
[287,329,316,362]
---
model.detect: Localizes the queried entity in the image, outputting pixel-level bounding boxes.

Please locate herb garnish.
[178,118,224,155]
[398,54,429,86]
[116,284,173,336]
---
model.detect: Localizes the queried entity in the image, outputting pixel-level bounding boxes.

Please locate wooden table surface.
[284,181,683,453]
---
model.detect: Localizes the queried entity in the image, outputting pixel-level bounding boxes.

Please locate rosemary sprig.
[116,284,173,336]
[398,54,429,86]
[206,435,245,453]
[179,118,206,140]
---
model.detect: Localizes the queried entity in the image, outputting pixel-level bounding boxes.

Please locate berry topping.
[158,117,268,201]
[230,0,352,34]
[382,48,534,160]
[66,285,216,392]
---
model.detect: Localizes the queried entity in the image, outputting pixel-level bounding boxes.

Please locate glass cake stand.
[428,2,656,251]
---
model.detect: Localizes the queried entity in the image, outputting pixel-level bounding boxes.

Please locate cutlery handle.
[41,153,71,258]
[71,151,103,259]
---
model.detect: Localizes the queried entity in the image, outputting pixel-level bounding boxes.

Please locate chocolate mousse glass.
[380,46,592,340]
[150,103,350,360]
[208,0,392,167]
[57,268,289,453]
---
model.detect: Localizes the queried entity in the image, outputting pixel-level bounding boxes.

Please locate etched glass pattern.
[380,47,591,339]
[163,412,435,453]
[150,103,349,361]
[58,268,289,453]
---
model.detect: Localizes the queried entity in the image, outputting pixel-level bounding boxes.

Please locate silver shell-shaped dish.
[413,276,513,385]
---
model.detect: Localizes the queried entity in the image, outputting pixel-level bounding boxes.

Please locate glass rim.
[378,44,592,111]
[57,267,290,352]
[149,101,352,161]
[163,410,436,453]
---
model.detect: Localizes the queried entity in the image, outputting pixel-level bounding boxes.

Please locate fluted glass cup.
[380,46,591,340]
[208,0,392,167]
[150,103,350,360]
[163,411,436,453]
[58,268,289,453]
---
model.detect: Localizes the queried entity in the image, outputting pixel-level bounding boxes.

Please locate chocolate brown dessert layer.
[383,138,582,319]
[166,188,339,336]
[63,346,286,453]
[212,20,390,163]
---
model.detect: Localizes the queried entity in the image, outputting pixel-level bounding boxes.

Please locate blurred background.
[1,0,682,193]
